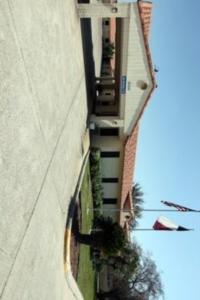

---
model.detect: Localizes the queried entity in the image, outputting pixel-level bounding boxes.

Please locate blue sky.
[132,1,200,299]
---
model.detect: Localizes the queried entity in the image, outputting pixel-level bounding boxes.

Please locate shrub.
[93,216,125,255]
[90,148,103,218]
[103,42,115,58]
[76,215,125,256]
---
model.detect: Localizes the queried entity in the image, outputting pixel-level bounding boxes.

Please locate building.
[78,0,156,231]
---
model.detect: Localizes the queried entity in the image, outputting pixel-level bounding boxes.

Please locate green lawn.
[77,162,96,300]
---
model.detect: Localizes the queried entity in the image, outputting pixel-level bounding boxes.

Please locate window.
[101,102,110,106]
[101,151,120,158]
[105,20,110,26]
[100,128,119,136]
[103,198,117,204]
[102,178,118,183]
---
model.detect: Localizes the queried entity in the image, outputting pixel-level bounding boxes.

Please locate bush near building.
[90,148,103,218]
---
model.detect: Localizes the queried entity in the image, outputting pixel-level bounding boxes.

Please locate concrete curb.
[64,229,72,273]
[64,141,90,300]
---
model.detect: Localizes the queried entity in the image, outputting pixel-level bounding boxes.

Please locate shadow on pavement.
[66,197,76,228]
[78,0,96,116]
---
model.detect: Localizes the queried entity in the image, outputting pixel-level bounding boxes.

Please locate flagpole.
[87,208,200,212]
[132,228,194,231]
[143,209,200,212]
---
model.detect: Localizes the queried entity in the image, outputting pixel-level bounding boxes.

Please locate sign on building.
[120,75,127,94]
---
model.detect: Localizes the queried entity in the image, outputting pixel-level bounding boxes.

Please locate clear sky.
[131,1,200,299]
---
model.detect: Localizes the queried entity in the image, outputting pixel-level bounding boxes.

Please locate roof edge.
[125,0,156,142]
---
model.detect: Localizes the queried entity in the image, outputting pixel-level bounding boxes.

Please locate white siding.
[120,4,153,134]
[78,3,130,18]
[91,134,123,149]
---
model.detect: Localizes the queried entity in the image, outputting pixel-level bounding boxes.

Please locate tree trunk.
[97,290,119,300]
[75,232,103,248]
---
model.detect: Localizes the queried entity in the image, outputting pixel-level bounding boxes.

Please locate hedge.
[90,148,103,218]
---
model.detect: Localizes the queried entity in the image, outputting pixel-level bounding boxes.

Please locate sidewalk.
[0,1,89,299]
[64,2,103,298]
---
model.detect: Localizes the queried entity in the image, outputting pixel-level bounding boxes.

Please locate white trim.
[77,3,130,18]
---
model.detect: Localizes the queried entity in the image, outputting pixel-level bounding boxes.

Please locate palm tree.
[130,183,144,229]
[103,42,115,58]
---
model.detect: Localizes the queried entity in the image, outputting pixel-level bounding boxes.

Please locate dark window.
[105,20,110,26]
[105,38,109,43]
[100,128,119,136]
[103,198,117,204]
[96,112,118,117]
[101,151,120,157]
[102,178,119,183]
[101,102,110,106]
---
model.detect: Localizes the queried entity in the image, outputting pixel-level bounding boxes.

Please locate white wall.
[119,5,153,134]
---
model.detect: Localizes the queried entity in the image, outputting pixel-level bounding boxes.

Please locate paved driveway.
[0,1,88,299]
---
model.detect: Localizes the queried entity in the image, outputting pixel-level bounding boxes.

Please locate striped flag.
[161,200,199,212]
[153,216,191,231]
